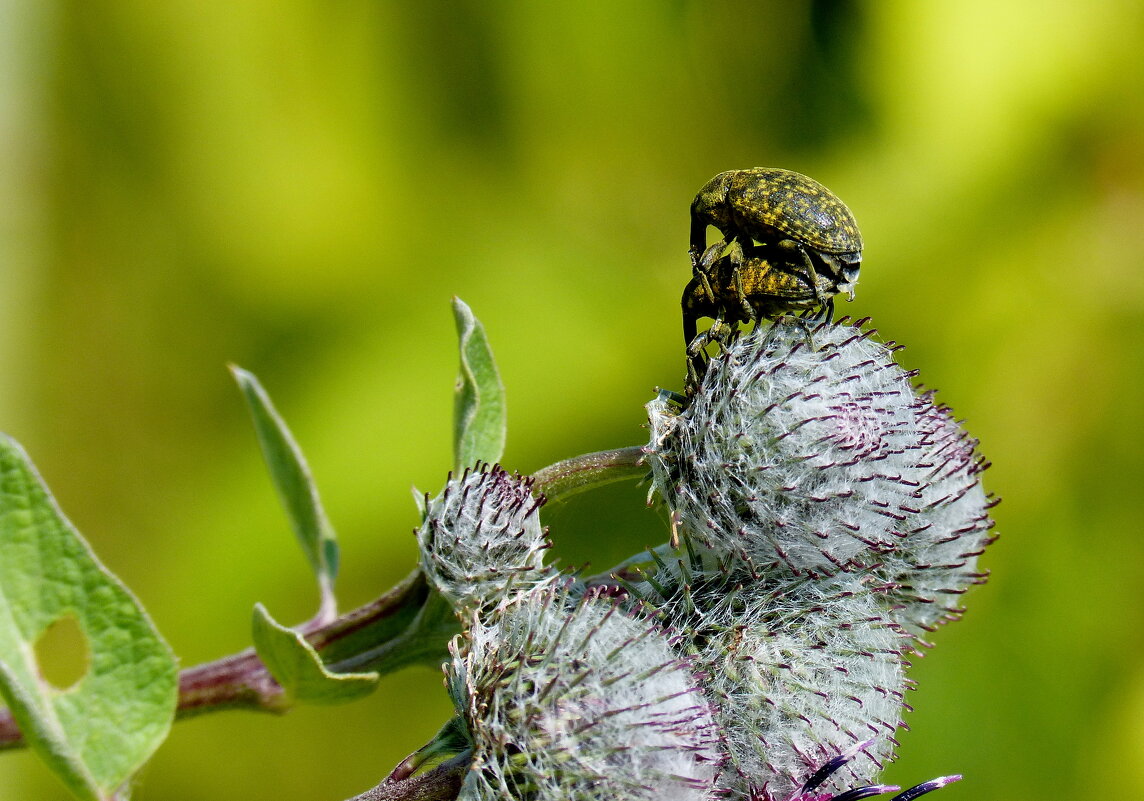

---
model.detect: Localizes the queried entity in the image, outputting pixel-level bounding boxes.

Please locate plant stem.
[0,451,647,750]
[344,754,469,801]
[0,711,19,752]
[177,648,284,716]
[0,569,429,749]
[530,446,647,502]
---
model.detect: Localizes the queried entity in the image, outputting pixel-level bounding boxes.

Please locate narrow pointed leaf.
[0,435,177,800]
[231,366,338,618]
[452,297,506,471]
[251,604,378,705]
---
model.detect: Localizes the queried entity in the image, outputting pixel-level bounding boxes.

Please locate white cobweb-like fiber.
[417,464,555,610]
[447,584,724,801]
[645,320,996,640]
[630,554,908,800]
[702,574,907,800]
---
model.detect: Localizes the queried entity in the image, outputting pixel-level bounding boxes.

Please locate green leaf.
[231,366,339,619]
[387,716,471,781]
[452,297,506,471]
[251,604,378,706]
[0,435,177,801]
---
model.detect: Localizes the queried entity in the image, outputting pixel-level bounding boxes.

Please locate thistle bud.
[447,585,724,801]
[627,550,907,800]
[702,574,907,799]
[645,320,996,639]
[417,464,554,610]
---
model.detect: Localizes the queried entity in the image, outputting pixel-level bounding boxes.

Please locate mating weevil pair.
[683,167,863,388]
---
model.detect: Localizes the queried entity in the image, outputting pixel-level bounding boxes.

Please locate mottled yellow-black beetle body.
[685,168,863,345]
[689,167,863,268]
[681,251,851,345]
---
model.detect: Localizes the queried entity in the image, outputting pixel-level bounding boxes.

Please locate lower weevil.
[682,243,855,347]
[682,246,856,391]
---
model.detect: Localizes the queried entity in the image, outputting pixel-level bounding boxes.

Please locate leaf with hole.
[0,434,177,801]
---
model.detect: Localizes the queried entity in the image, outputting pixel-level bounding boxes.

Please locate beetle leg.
[694,265,716,306]
[708,236,753,322]
[698,239,729,273]
[684,243,728,347]
[685,313,740,395]
[685,356,703,396]
[685,316,713,393]
[731,262,756,324]
[775,239,826,305]
[685,323,714,395]
[689,210,712,270]
[800,249,826,306]
[694,240,728,307]
[820,296,836,324]
[801,316,820,350]
[685,316,717,361]
[765,314,818,352]
[791,242,837,323]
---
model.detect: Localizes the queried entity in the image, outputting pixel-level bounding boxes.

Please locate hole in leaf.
[34,614,90,691]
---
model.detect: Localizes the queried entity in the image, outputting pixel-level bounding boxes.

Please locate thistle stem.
[530,446,647,502]
[343,753,469,801]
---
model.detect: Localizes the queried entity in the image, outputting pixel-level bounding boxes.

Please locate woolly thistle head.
[417,464,555,610]
[624,551,908,799]
[446,584,724,801]
[645,319,996,640]
[702,574,908,799]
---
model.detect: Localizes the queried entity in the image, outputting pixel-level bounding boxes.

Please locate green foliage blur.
[2,2,1143,799]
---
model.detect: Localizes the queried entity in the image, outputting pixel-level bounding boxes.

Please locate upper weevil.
[688,167,863,317]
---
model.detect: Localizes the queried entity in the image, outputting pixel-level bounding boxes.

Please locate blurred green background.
[2,1,1143,799]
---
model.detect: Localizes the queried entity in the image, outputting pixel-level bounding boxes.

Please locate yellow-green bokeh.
[2,2,1143,799]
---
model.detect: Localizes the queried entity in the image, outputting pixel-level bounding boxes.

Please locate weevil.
[681,245,855,347]
[688,168,862,319]
[681,246,855,392]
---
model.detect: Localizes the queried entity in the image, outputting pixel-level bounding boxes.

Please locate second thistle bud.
[417,464,554,610]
